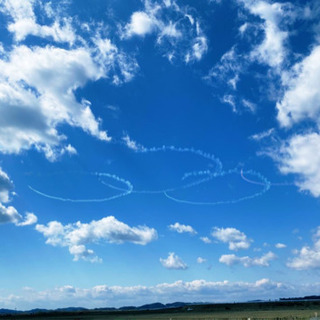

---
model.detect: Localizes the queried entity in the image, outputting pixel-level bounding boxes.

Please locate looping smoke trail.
[28,145,278,205]
[139,145,223,173]
[101,145,223,195]
[28,173,133,203]
[164,169,271,205]
[240,169,294,186]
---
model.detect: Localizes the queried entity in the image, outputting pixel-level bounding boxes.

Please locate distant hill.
[2,298,320,316]
[119,302,191,311]
[280,295,320,301]
[0,309,21,315]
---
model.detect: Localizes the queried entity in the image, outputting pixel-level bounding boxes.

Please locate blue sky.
[1,0,320,310]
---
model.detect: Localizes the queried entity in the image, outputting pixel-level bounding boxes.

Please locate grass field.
[2,301,320,320]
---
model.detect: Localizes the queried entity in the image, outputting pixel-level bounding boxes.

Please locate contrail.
[29,173,133,203]
[163,169,271,205]
[29,144,275,205]
[240,169,293,186]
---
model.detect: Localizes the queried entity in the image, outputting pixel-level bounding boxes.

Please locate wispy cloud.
[121,0,208,63]
[250,128,275,141]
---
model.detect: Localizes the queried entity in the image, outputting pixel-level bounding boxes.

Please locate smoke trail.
[28,144,275,205]
[97,145,223,194]
[240,169,293,186]
[164,169,271,205]
[28,173,133,203]
[128,145,222,194]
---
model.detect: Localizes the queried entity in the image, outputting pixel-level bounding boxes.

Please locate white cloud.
[0,45,110,160]
[160,252,188,270]
[0,278,296,309]
[16,212,38,226]
[276,132,320,197]
[0,0,76,43]
[122,0,208,63]
[168,222,197,235]
[125,11,157,37]
[36,216,158,262]
[242,99,256,112]
[276,45,320,127]
[200,236,212,244]
[0,168,37,227]
[122,135,145,151]
[0,203,22,225]
[0,167,13,203]
[206,46,243,90]
[275,243,286,249]
[185,35,208,63]
[221,95,237,112]
[211,227,252,251]
[287,227,320,270]
[250,128,274,141]
[219,251,276,267]
[93,37,139,86]
[197,257,207,264]
[240,0,295,68]
[0,1,140,161]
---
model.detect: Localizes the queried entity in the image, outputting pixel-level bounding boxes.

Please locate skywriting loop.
[28,145,276,205]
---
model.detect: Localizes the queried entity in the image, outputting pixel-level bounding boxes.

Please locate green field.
[2,301,320,320]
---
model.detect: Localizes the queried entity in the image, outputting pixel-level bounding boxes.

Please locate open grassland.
[2,301,320,320]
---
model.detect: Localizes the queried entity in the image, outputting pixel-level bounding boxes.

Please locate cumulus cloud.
[276,132,320,197]
[0,1,140,160]
[0,44,111,160]
[211,227,252,251]
[125,11,157,37]
[168,222,197,235]
[0,168,37,227]
[0,278,295,309]
[122,0,208,63]
[197,257,207,264]
[200,236,212,244]
[35,216,158,262]
[0,167,13,203]
[16,212,38,226]
[160,252,188,270]
[287,226,320,270]
[219,251,276,267]
[276,45,320,127]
